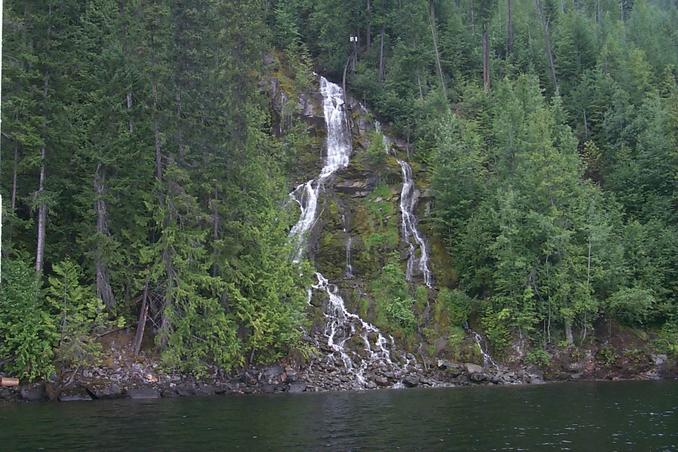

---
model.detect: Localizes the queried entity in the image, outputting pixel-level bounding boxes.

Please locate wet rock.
[20,383,47,402]
[59,387,92,402]
[195,385,215,397]
[469,372,488,383]
[175,383,196,397]
[0,388,19,402]
[653,354,668,366]
[161,389,180,398]
[86,383,123,400]
[126,387,161,399]
[403,375,420,388]
[464,363,484,375]
[374,376,389,387]
[261,384,276,394]
[288,382,307,393]
[261,365,285,384]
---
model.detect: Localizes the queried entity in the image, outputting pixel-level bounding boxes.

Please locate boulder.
[59,388,92,402]
[402,375,420,388]
[288,382,307,393]
[195,385,216,397]
[374,376,390,387]
[261,364,285,383]
[20,383,47,402]
[86,383,123,400]
[464,363,484,375]
[126,387,161,399]
[175,383,197,397]
[261,384,276,394]
[469,372,488,383]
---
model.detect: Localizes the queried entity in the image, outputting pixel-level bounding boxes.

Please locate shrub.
[526,349,551,367]
[46,260,108,369]
[0,257,57,381]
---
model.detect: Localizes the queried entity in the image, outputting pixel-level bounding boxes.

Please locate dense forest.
[1,0,676,382]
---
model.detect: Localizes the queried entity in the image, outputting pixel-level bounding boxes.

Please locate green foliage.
[606,287,655,326]
[370,257,417,336]
[481,307,512,353]
[46,260,107,369]
[434,288,472,328]
[0,258,57,381]
[657,321,678,357]
[597,346,618,367]
[525,349,552,368]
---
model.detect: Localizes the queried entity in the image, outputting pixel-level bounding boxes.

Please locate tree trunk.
[507,0,514,55]
[565,321,574,346]
[11,144,18,211]
[366,0,372,48]
[35,146,47,274]
[429,1,448,102]
[482,28,491,91]
[94,163,116,309]
[133,281,149,356]
[152,81,163,180]
[378,26,385,82]
[535,0,558,90]
[126,91,133,133]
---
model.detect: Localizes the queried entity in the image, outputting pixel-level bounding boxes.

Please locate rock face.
[58,387,92,402]
[126,388,161,400]
[20,384,47,402]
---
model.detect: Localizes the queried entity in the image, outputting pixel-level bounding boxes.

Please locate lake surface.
[1,380,676,451]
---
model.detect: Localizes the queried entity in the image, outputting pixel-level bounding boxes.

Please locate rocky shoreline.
[2,350,674,404]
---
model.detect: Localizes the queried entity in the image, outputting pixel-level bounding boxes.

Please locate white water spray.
[397,160,433,288]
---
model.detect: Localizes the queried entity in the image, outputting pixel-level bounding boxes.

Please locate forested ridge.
[1,0,676,383]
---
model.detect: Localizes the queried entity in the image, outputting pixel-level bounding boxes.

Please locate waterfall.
[397,160,433,288]
[289,77,405,389]
[472,331,498,369]
[289,77,352,263]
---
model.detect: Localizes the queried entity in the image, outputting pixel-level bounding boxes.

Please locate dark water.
[1,381,676,451]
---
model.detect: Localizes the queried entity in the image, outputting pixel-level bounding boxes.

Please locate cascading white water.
[289,77,403,388]
[397,160,433,288]
[289,77,352,263]
[472,331,498,369]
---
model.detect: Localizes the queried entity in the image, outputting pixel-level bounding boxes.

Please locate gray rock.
[374,376,390,387]
[126,387,161,399]
[288,382,307,393]
[469,372,488,383]
[175,383,196,397]
[20,384,47,402]
[464,363,484,374]
[195,385,216,397]
[261,384,276,394]
[59,388,92,402]
[403,375,420,388]
[87,383,123,400]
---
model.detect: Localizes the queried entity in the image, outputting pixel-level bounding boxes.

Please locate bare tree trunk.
[152,81,163,180]
[482,28,491,91]
[565,320,574,346]
[378,26,385,82]
[366,0,372,48]
[11,144,18,211]
[126,92,134,133]
[133,281,149,356]
[35,146,47,274]
[94,163,116,309]
[429,1,448,102]
[507,0,514,55]
[535,0,558,90]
